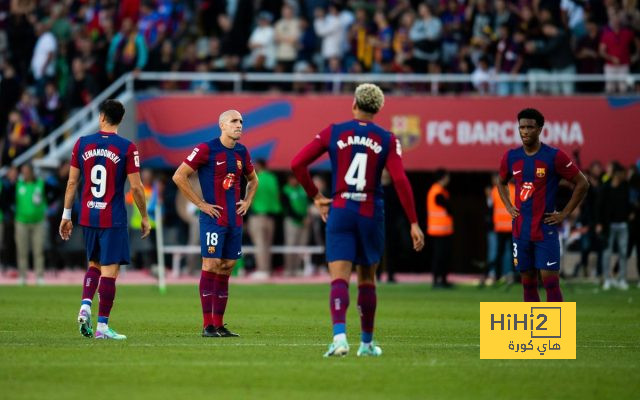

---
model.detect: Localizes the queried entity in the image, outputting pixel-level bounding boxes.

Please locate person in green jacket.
[12,164,51,285]
[282,173,309,276]
[248,159,282,279]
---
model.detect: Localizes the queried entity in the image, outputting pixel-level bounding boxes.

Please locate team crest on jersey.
[222,173,235,190]
[520,182,534,202]
[536,168,546,178]
[391,115,421,151]
[513,258,518,267]
[236,160,242,171]
[208,246,216,254]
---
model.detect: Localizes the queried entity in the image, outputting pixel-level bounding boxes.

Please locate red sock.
[543,275,563,302]
[97,277,116,321]
[522,276,540,302]
[81,266,101,302]
[357,284,376,342]
[200,270,215,327]
[330,279,349,327]
[213,273,230,327]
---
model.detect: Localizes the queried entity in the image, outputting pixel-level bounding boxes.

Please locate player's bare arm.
[236,170,259,215]
[172,162,223,218]
[127,171,151,238]
[497,178,519,218]
[544,171,589,225]
[59,166,81,241]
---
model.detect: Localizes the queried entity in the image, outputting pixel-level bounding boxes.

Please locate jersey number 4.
[344,153,367,191]
[90,165,107,198]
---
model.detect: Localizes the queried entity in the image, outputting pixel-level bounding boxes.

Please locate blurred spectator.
[45,161,70,271]
[67,58,99,111]
[560,0,587,38]
[106,17,148,80]
[281,173,309,277]
[30,22,57,96]
[409,3,442,73]
[495,25,525,95]
[572,161,605,279]
[488,175,516,283]
[39,81,62,135]
[0,63,21,133]
[348,7,375,72]
[248,159,282,279]
[372,11,394,72]
[2,109,33,166]
[597,161,631,290]
[246,11,276,71]
[308,174,328,271]
[599,10,635,93]
[314,3,349,69]
[274,3,301,73]
[576,19,604,93]
[427,169,454,288]
[526,22,576,95]
[5,3,36,79]
[7,164,53,285]
[471,55,494,94]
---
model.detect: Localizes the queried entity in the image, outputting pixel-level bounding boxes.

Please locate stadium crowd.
[2,0,640,165]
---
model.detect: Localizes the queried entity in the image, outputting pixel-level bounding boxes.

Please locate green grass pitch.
[0,283,638,399]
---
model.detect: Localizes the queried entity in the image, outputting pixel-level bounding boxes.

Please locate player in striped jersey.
[498,108,589,302]
[60,99,151,340]
[173,110,258,338]
[292,84,424,357]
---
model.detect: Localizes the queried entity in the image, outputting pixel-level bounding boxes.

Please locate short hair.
[354,83,384,114]
[99,99,125,125]
[219,109,241,125]
[517,108,545,127]
[434,168,448,181]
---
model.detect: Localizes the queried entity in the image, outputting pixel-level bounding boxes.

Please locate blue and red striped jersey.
[291,119,417,223]
[71,131,140,228]
[182,138,254,227]
[499,143,579,241]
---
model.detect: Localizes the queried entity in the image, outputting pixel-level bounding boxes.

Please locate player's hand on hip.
[544,211,566,225]
[59,219,73,241]
[200,202,223,218]
[508,205,520,218]
[313,194,332,223]
[140,216,151,239]
[236,200,250,216]
[410,223,425,251]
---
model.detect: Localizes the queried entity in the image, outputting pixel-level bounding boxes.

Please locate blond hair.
[354,83,384,114]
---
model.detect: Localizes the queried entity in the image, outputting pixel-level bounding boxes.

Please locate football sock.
[358,284,376,344]
[97,277,116,327]
[81,266,101,306]
[330,279,349,340]
[543,275,563,302]
[200,270,216,327]
[213,273,230,327]
[522,275,540,302]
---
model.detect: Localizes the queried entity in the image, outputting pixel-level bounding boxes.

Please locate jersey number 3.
[91,165,107,198]
[344,153,367,191]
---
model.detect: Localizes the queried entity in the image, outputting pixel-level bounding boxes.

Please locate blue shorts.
[513,228,560,272]
[83,226,130,265]
[200,221,243,259]
[326,207,384,266]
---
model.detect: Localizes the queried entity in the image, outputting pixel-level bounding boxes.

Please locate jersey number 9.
[91,165,107,198]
